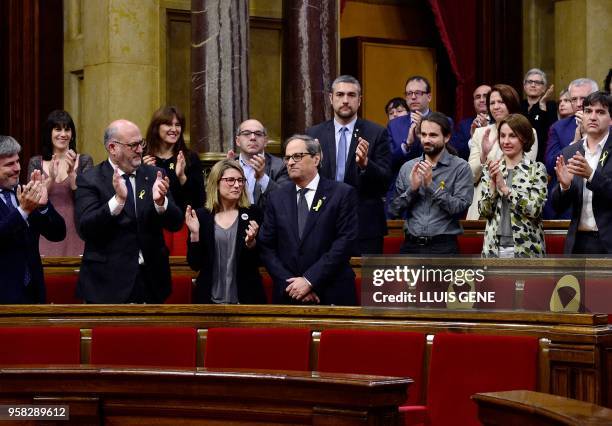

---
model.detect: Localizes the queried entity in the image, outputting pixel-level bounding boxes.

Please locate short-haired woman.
[479,114,547,257]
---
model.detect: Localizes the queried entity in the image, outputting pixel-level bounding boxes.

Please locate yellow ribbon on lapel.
[138,189,145,200]
[600,151,609,167]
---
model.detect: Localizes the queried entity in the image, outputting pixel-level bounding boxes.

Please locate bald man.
[231,119,289,209]
[75,119,183,303]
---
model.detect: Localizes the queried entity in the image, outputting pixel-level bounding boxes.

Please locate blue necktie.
[336,127,348,182]
[1,189,17,209]
[2,189,31,286]
[123,174,136,218]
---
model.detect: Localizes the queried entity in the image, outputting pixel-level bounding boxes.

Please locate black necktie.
[123,174,136,217]
[297,188,310,239]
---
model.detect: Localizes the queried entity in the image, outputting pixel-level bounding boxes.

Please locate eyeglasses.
[524,79,545,86]
[282,152,314,164]
[112,139,147,151]
[570,96,586,104]
[237,130,266,137]
[405,90,428,98]
[220,177,246,186]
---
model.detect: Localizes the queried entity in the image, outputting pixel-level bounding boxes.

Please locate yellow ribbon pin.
[138,189,145,199]
[169,163,175,170]
[438,180,445,190]
[600,151,609,167]
[312,198,324,212]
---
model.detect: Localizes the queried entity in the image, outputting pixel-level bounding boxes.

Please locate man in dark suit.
[75,119,183,303]
[258,135,358,305]
[544,78,599,219]
[0,135,66,304]
[232,118,289,209]
[454,84,491,161]
[551,92,612,254]
[306,75,391,254]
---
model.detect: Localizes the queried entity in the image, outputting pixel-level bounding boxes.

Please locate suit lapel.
[281,184,300,242]
[593,134,612,175]
[134,168,150,219]
[345,118,361,177]
[322,121,337,177]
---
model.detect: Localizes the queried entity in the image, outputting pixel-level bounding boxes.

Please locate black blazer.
[551,135,612,254]
[75,161,183,303]
[187,205,266,304]
[0,198,65,303]
[153,150,206,212]
[258,177,358,305]
[306,118,392,241]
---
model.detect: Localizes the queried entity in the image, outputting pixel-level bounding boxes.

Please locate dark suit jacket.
[550,135,612,254]
[306,118,391,242]
[258,176,358,305]
[253,153,290,209]
[0,198,65,303]
[187,205,266,304]
[75,161,183,303]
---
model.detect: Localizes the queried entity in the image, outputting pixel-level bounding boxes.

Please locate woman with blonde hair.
[186,159,265,304]
[479,114,547,257]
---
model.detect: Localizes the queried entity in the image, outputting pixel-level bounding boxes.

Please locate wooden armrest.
[472,390,612,425]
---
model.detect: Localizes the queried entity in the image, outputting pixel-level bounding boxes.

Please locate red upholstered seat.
[0,327,81,364]
[165,275,194,304]
[205,327,311,371]
[91,327,197,368]
[402,333,538,426]
[544,234,566,255]
[45,274,82,304]
[384,236,404,254]
[458,235,484,255]
[261,273,273,304]
[318,329,426,405]
[164,223,189,256]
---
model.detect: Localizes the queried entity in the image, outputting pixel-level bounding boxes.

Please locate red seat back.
[544,234,566,255]
[458,235,484,255]
[261,273,273,304]
[426,333,538,426]
[165,275,193,304]
[91,327,197,368]
[318,329,426,405]
[45,274,82,304]
[0,327,81,364]
[383,237,404,254]
[205,327,311,371]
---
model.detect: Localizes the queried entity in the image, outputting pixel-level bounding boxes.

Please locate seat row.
[0,326,540,426]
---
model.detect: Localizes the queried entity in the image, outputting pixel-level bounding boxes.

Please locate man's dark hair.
[385,97,408,115]
[583,91,611,113]
[405,76,431,93]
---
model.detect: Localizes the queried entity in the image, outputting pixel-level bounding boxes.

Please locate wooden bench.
[0,366,410,425]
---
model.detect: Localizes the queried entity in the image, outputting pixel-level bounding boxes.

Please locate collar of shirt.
[295,173,320,209]
[334,117,357,137]
[581,132,610,154]
[108,158,136,177]
[434,148,452,167]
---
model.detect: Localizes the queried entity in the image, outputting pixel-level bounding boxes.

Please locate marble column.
[191,0,249,156]
[282,0,338,139]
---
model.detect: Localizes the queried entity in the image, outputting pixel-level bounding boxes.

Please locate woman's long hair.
[41,110,77,161]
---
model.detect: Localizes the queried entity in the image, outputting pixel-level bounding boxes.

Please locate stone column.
[191,0,249,156]
[282,0,338,139]
[554,0,612,91]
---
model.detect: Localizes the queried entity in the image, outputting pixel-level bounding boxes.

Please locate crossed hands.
[286,277,320,304]
[486,159,510,196]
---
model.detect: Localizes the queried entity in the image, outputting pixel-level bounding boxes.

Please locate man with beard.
[389,112,473,254]
[306,75,391,254]
[75,119,183,303]
[231,118,289,209]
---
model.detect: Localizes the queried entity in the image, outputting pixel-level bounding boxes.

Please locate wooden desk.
[473,390,612,425]
[0,366,411,425]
